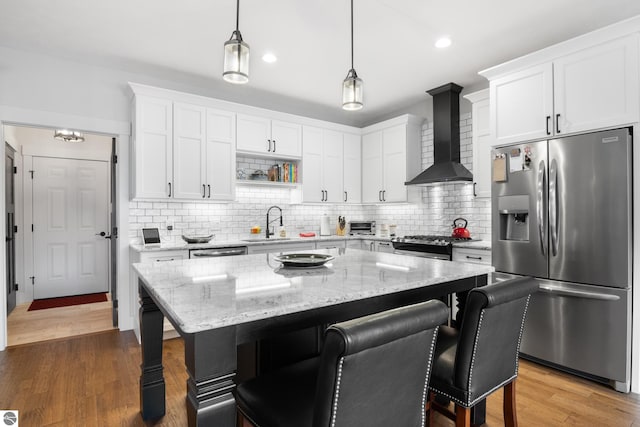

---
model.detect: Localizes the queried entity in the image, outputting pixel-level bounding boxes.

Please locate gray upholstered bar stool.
[427,277,539,427]
[235,299,449,427]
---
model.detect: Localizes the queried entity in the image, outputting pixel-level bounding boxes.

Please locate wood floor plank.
[1,330,640,426]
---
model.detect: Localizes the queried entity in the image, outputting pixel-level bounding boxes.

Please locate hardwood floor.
[1,330,639,426]
[7,300,115,347]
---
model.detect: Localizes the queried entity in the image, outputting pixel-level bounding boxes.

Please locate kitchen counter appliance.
[348,220,376,236]
[391,235,471,260]
[491,127,632,392]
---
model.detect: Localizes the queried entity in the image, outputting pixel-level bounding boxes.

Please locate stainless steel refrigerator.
[491,127,632,392]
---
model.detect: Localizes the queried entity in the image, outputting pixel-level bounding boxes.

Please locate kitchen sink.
[241,237,292,242]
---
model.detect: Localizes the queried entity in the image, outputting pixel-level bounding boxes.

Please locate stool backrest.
[312,299,449,427]
[454,277,539,406]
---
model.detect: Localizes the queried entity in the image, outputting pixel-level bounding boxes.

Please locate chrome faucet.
[266,205,283,239]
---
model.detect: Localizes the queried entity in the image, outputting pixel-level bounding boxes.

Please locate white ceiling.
[2,0,640,127]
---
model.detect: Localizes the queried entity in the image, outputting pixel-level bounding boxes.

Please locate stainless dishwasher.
[189,246,248,258]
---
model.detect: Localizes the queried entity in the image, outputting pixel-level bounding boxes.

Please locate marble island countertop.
[133,248,494,334]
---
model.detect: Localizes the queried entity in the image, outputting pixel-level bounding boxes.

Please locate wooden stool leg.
[504,380,518,427]
[455,404,470,427]
[237,410,255,427]
[426,391,435,426]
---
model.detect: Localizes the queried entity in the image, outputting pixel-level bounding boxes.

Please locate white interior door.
[33,157,109,299]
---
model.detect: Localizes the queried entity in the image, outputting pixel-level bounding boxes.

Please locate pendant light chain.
[350,0,354,71]
[235,0,240,33]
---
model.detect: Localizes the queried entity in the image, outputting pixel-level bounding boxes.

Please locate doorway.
[5,144,16,315]
[5,125,117,345]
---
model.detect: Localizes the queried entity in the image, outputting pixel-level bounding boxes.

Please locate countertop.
[133,248,494,334]
[452,240,491,251]
[130,234,393,253]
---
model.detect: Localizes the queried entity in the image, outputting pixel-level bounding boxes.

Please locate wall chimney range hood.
[405,82,473,185]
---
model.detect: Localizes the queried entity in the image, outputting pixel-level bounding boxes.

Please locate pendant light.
[342,0,363,111]
[223,0,249,84]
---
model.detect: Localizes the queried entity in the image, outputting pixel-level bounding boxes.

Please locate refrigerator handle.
[537,160,546,256]
[538,285,620,301]
[549,159,558,256]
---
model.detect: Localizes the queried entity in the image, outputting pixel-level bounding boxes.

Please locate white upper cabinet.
[130,87,236,201]
[487,34,639,146]
[133,95,173,199]
[464,89,492,198]
[361,116,422,203]
[361,131,384,203]
[206,109,236,200]
[173,103,207,199]
[343,133,361,204]
[237,114,302,158]
[553,36,639,135]
[490,63,553,145]
[301,126,344,203]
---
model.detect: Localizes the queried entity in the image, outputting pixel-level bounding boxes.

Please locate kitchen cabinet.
[302,126,343,203]
[132,95,235,201]
[237,114,302,158]
[463,89,491,198]
[362,116,422,203]
[488,34,639,146]
[315,240,347,250]
[342,133,361,203]
[452,247,491,265]
[247,242,314,255]
[375,241,394,253]
[356,239,393,252]
[132,95,173,199]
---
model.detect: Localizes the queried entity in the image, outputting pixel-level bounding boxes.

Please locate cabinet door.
[173,103,206,199]
[134,96,173,199]
[271,120,302,157]
[302,126,324,203]
[375,241,394,253]
[322,130,344,203]
[382,125,407,202]
[361,131,383,203]
[237,114,271,154]
[554,35,639,135]
[206,109,236,201]
[471,95,492,198]
[343,133,361,203]
[490,63,553,145]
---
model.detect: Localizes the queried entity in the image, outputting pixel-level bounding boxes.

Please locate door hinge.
[13,225,17,233]
[13,166,17,174]
[29,170,34,179]
[31,224,34,232]
[14,283,18,291]
[113,299,118,309]
[113,226,118,238]
[112,154,118,164]
[29,276,35,285]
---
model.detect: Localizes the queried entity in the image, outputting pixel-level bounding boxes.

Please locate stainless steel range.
[391,235,471,260]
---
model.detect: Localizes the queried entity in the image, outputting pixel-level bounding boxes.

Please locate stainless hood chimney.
[405,82,473,185]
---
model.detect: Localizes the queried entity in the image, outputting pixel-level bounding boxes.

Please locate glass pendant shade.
[342,69,363,111]
[223,31,249,84]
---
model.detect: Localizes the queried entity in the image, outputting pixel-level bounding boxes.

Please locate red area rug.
[28,293,108,311]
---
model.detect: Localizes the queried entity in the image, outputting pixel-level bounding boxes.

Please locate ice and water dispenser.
[497,195,529,241]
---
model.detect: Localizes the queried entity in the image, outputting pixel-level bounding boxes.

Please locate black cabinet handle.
[546,116,551,135]
[208,184,211,198]
[378,190,382,201]
[344,191,347,202]
[320,190,324,201]
[473,182,477,197]
[267,139,271,152]
[202,184,206,198]
[556,114,561,134]
[466,255,483,260]
[273,139,276,152]
[382,190,386,202]
[168,182,172,197]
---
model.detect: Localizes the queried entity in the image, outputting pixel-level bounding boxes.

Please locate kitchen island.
[133,248,493,426]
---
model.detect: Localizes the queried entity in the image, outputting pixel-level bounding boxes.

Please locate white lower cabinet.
[452,247,492,265]
[315,240,347,250]
[375,241,394,253]
[130,249,189,342]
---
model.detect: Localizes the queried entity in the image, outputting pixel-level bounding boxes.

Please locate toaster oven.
[348,221,376,235]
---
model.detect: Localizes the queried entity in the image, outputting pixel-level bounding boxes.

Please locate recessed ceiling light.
[435,37,452,49]
[262,53,277,63]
